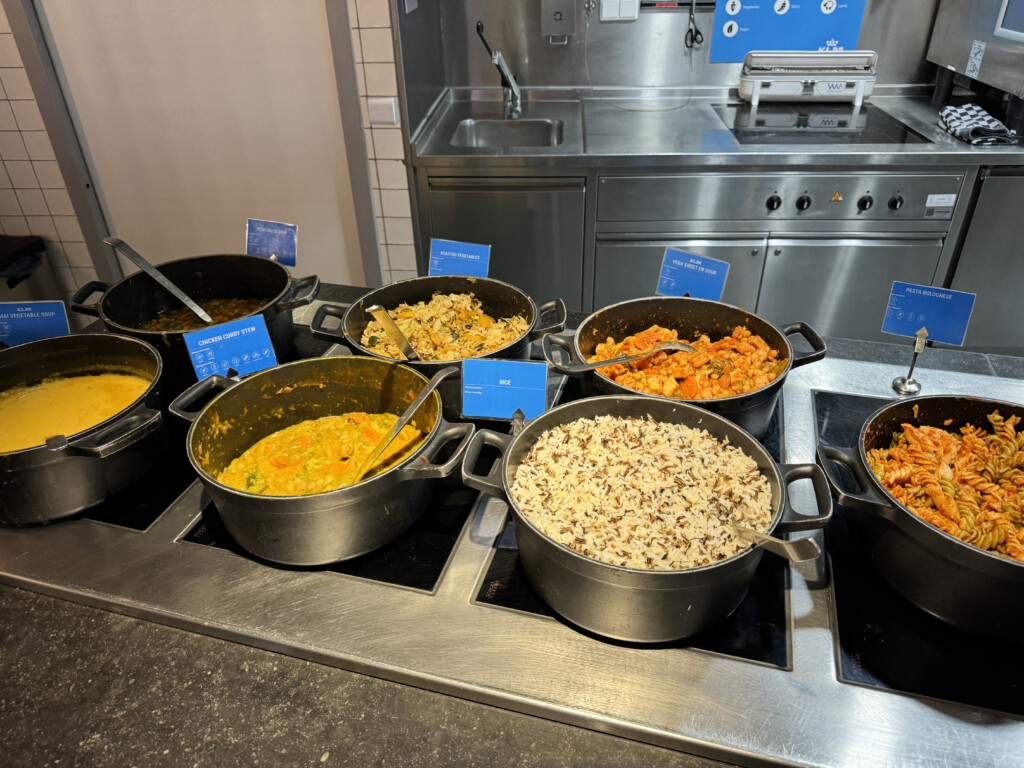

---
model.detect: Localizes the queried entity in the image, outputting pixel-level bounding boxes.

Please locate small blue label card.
[184,315,278,380]
[656,248,729,301]
[246,218,298,267]
[429,238,490,277]
[881,281,977,346]
[0,300,70,346]
[462,358,548,421]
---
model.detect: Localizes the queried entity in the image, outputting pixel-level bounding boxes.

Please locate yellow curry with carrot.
[217,412,423,496]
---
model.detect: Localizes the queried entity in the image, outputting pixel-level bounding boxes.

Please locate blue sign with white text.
[246,218,297,267]
[657,249,729,301]
[184,315,278,380]
[0,300,69,346]
[881,282,976,346]
[462,358,548,421]
[710,0,868,64]
[429,238,490,277]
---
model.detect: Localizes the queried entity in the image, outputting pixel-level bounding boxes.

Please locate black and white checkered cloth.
[938,104,1015,145]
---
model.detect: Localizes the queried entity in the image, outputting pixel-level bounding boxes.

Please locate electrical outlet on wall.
[541,0,576,36]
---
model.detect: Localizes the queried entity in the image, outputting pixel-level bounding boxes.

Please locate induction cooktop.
[712,102,931,145]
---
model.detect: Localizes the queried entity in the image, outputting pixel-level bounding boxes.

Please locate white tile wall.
[0,7,91,311]
[348,0,417,285]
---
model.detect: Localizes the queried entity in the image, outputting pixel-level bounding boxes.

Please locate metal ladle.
[350,366,459,485]
[559,341,697,374]
[729,517,820,562]
[104,237,212,323]
[366,304,419,361]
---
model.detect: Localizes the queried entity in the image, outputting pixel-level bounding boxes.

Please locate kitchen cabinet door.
[426,177,586,309]
[756,237,944,342]
[593,238,768,310]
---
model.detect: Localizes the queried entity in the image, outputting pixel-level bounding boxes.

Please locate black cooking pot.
[169,355,475,566]
[309,275,566,422]
[461,395,832,643]
[816,395,1024,639]
[70,254,319,396]
[0,333,165,525]
[542,297,826,440]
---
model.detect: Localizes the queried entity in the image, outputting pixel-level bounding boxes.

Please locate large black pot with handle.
[169,355,475,566]
[461,394,832,643]
[542,296,826,440]
[309,275,566,422]
[70,254,319,396]
[0,333,166,525]
[816,394,1024,640]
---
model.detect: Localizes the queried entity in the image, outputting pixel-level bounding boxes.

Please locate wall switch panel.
[600,0,638,21]
[541,0,576,36]
[368,97,399,126]
[600,0,620,20]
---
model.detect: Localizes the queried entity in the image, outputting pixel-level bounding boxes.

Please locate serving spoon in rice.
[728,517,820,562]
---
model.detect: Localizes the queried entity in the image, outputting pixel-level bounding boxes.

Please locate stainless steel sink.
[450,118,564,148]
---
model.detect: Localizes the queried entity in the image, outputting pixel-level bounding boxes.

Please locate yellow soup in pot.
[216,412,424,496]
[0,373,151,453]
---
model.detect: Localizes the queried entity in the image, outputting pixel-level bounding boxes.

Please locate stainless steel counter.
[1,356,1021,767]
[413,90,1024,167]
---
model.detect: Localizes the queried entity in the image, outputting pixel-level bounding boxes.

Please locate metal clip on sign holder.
[892,327,928,395]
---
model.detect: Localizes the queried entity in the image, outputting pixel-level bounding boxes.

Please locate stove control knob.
[857,195,874,212]
[888,194,905,211]
[766,195,782,211]
[795,195,812,211]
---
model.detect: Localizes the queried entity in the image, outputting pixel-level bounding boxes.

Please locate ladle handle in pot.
[277,274,321,312]
[773,462,833,533]
[782,322,827,369]
[52,407,163,459]
[460,429,513,499]
[529,298,568,341]
[310,302,348,343]
[399,421,476,480]
[815,443,896,519]
[541,332,584,377]
[69,280,111,317]
[169,375,238,424]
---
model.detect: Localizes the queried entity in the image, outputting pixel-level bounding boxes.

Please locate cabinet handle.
[773,248,782,256]
[751,249,759,256]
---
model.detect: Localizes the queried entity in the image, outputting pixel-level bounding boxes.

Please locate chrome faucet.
[477,21,522,119]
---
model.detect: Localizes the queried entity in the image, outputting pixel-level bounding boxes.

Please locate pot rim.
[185,355,444,501]
[856,393,1024,571]
[499,394,786,577]
[0,332,163,458]
[94,254,294,338]
[340,274,540,364]
[572,295,796,407]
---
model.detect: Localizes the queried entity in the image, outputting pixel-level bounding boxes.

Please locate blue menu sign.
[184,315,278,380]
[246,218,297,267]
[429,238,490,277]
[711,0,868,63]
[462,358,548,421]
[0,300,69,346]
[881,282,976,346]
[656,248,729,301]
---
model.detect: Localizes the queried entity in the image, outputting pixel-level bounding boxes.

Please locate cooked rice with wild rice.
[510,416,773,570]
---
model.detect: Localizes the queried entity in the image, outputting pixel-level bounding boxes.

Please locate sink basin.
[450,118,564,148]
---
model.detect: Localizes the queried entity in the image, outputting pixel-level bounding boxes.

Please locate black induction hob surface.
[712,102,931,145]
[813,390,1024,716]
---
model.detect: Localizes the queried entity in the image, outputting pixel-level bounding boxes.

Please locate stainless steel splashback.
[422,0,939,93]
[927,0,1024,98]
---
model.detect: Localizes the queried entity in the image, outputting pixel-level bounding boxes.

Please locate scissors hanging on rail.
[685,0,704,48]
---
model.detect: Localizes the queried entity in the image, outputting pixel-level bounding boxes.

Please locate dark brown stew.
[137,298,266,332]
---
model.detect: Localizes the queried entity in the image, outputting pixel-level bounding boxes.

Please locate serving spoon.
[729,517,820,562]
[104,237,212,323]
[349,366,459,485]
[366,304,420,361]
[558,340,697,375]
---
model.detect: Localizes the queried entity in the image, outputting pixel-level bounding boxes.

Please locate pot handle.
[773,462,833,533]
[460,429,513,500]
[276,274,321,312]
[399,420,475,480]
[815,443,896,519]
[528,298,568,341]
[782,322,827,369]
[52,407,163,459]
[310,302,348,343]
[69,280,110,317]
[169,375,238,423]
[541,332,585,378]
